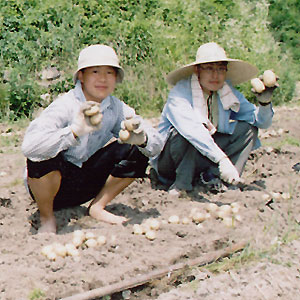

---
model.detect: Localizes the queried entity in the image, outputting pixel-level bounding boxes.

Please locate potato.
[72,236,84,248]
[53,243,67,257]
[251,78,265,93]
[262,70,276,87]
[89,113,102,126]
[192,212,206,223]
[85,238,97,248]
[65,243,77,256]
[124,118,140,131]
[85,232,95,239]
[149,219,160,230]
[219,205,232,215]
[84,105,100,116]
[73,230,85,239]
[97,235,107,246]
[168,215,180,224]
[119,129,130,141]
[145,230,156,240]
[206,203,218,213]
[46,251,57,261]
[132,224,144,235]
[41,245,54,257]
[181,217,190,225]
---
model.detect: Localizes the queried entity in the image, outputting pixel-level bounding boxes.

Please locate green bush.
[0,0,299,120]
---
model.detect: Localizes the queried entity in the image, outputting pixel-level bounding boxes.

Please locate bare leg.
[88,175,135,224]
[27,171,61,234]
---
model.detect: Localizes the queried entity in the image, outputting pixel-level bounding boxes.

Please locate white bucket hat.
[166,42,258,86]
[73,44,124,83]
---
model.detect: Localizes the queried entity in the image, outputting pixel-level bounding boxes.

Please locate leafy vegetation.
[0,0,299,119]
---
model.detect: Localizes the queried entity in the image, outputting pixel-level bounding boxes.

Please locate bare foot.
[38,216,57,234]
[89,205,127,225]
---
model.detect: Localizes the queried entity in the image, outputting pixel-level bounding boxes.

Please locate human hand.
[70,101,102,137]
[218,157,240,184]
[251,70,279,105]
[118,117,147,146]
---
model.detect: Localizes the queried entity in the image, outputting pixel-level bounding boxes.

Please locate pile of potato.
[41,230,107,261]
[131,202,243,241]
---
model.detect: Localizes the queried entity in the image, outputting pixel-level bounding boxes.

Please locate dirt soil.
[0,105,299,300]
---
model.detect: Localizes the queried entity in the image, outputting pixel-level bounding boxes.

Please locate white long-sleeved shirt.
[22,82,163,167]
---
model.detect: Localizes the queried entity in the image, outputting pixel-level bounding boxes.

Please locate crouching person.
[22,45,163,234]
[151,42,277,194]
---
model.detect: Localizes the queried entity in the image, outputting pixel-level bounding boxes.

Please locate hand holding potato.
[71,101,102,137]
[251,70,279,105]
[118,117,147,146]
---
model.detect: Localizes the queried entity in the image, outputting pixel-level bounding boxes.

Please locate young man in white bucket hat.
[151,42,277,194]
[22,44,163,233]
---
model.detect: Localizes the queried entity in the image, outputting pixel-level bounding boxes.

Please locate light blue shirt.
[22,82,163,167]
[151,77,274,167]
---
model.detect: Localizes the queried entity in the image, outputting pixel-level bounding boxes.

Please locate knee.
[236,122,258,140]
[28,170,62,191]
[169,130,191,155]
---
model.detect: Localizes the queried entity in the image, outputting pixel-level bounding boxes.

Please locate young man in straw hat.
[151,42,277,194]
[22,44,163,233]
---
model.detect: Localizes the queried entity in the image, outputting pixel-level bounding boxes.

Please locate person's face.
[78,66,117,103]
[194,62,227,94]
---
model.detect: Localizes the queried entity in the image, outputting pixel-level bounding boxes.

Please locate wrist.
[138,134,148,148]
[259,101,271,106]
[70,124,81,138]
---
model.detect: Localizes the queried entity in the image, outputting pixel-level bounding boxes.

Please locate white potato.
[168,215,180,224]
[251,78,265,93]
[53,243,67,257]
[181,217,190,225]
[85,238,98,248]
[84,105,100,116]
[206,203,218,213]
[85,232,95,240]
[97,235,107,246]
[46,251,57,261]
[192,212,206,223]
[219,205,232,216]
[145,230,156,240]
[119,129,130,141]
[124,118,140,131]
[262,70,277,87]
[133,224,144,235]
[89,113,102,125]
[41,245,54,257]
[149,219,160,230]
[65,243,77,255]
[72,236,84,248]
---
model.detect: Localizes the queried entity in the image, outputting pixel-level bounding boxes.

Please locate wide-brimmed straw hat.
[73,44,124,83]
[166,42,258,86]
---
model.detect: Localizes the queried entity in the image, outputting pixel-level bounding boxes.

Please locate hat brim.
[166,59,258,86]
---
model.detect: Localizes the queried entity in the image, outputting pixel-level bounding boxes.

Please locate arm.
[164,92,226,164]
[22,95,78,161]
[230,86,274,129]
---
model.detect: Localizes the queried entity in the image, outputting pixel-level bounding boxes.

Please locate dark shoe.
[199,171,227,192]
[292,162,300,173]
